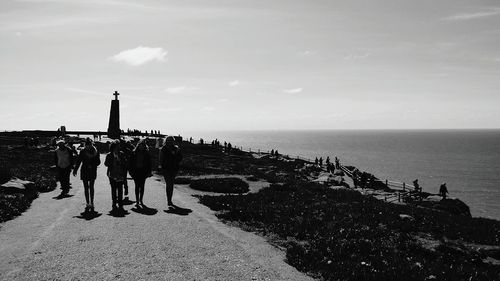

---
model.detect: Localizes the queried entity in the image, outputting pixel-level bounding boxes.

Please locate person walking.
[159,136,182,207]
[105,141,128,213]
[54,140,74,196]
[73,138,100,213]
[129,139,152,208]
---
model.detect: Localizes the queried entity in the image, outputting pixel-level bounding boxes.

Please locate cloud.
[344,52,371,60]
[165,86,198,94]
[283,88,303,94]
[110,46,167,66]
[443,8,500,21]
[228,80,240,87]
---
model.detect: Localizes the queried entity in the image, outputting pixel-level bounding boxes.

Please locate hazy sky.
[1,0,499,134]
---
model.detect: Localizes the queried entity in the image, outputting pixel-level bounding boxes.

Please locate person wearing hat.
[54,140,74,196]
[159,136,182,207]
[73,138,100,213]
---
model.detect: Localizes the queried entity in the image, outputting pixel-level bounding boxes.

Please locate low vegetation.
[0,145,57,223]
[199,181,500,281]
[190,177,249,193]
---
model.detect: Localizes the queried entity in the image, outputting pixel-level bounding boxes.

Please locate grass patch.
[190,177,249,193]
[198,181,500,281]
[0,145,57,223]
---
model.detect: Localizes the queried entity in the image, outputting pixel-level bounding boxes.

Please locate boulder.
[0,177,35,194]
[420,198,471,217]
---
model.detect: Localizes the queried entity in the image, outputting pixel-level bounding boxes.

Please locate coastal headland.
[1,135,500,280]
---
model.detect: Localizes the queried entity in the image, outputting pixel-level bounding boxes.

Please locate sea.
[182,129,500,220]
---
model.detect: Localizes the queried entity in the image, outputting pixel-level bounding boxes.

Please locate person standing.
[73,138,100,213]
[129,139,152,208]
[105,141,128,213]
[119,139,134,202]
[159,136,182,207]
[439,183,449,200]
[54,140,74,196]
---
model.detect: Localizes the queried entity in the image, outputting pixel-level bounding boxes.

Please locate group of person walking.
[54,136,182,214]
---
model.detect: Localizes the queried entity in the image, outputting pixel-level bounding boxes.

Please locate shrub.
[190,177,249,193]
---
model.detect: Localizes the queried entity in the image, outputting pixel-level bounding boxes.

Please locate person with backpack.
[159,136,182,207]
[54,140,74,196]
[73,138,100,213]
[105,141,128,213]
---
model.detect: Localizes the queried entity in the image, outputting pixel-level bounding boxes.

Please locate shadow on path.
[164,205,193,216]
[131,206,158,216]
[52,194,74,200]
[107,208,130,218]
[122,197,135,205]
[74,211,102,221]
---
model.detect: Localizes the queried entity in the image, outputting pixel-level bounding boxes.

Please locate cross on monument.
[113,90,120,100]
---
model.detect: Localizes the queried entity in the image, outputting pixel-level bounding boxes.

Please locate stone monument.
[107,91,121,139]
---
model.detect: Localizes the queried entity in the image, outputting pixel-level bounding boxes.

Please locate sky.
[1,0,499,134]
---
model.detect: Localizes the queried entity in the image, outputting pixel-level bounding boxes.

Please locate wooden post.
[385,179,388,187]
[398,192,401,202]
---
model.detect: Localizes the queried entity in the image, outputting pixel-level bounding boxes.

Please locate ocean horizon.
[181,129,500,220]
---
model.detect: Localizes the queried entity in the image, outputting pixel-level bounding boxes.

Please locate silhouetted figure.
[73,138,100,213]
[227,142,232,153]
[129,139,152,208]
[439,183,448,199]
[319,157,323,166]
[200,138,204,145]
[315,157,319,165]
[54,140,74,195]
[271,149,274,156]
[326,156,330,166]
[335,157,340,169]
[160,136,182,207]
[413,179,421,193]
[275,150,279,156]
[105,141,128,213]
[119,139,134,202]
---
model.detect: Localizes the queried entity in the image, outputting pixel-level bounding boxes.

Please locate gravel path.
[0,163,314,281]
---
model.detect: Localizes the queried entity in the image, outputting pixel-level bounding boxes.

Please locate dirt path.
[0,162,313,281]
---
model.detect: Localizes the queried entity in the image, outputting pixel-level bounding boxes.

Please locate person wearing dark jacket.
[54,140,74,195]
[159,136,182,207]
[129,139,152,208]
[104,141,128,213]
[73,138,100,213]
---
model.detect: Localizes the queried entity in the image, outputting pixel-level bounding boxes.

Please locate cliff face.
[420,198,472,217]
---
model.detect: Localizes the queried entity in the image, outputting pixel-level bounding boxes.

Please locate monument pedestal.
[107,91,121,139]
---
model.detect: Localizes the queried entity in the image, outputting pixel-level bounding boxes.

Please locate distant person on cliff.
[159,136,183,207]
[439,183,449,199]
[105,141,128,213]
[413,179,421,193]
[129,139,152,209]
[73,138,100,213]
[54,140,74,196]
